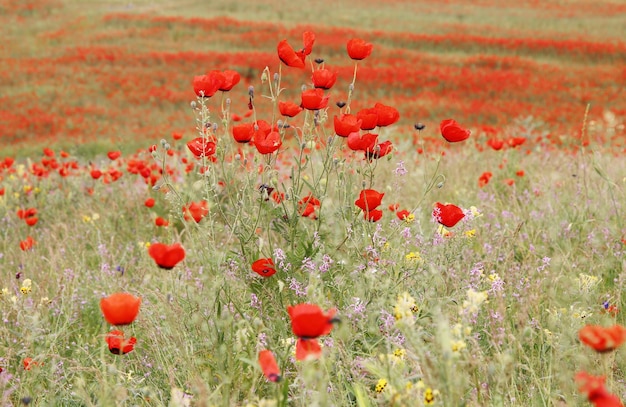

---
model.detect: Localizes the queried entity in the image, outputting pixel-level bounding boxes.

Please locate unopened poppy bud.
[248,86,254,97]
[315,58,324,64]
[234,154,241,161]
[327,136,333,145]
[336,101,346,108]
[190,101,197,109]
[414,123,426,131]
[349,84,354,92]
[261,71,268,83]
[212,123,218,131]
[160,139,167,147]
[273,73,279,82]
[277,120,283,128]
[301,84,307,92]
[225,98,231,106]
[152,185,160,191]
[164,143,171,151]
[436,181,444,188]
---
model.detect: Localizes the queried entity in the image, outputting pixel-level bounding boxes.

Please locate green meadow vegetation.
[1,0,625,406]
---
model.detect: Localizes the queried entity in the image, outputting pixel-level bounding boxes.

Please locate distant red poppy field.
[1,0,625,406]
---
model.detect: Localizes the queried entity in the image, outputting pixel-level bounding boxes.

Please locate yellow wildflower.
[375,378,388,393]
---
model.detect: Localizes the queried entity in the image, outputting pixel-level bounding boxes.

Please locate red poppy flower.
[579,325,626,353]
[17,208,37,219]
[155,216,169,227]
[300,88,329,111]
[367,140,393,160]
[100,293,141,326]
[302,31,315,55]
[277,39,306,69]
[440,119,471,143]
[487,138,504,151]
[295,338,322,361]
[312,69,337,89]
[355,189,384,212]
[193,71,225,97]
[396,209,411,220]
[107,151,121,160]
[287,303,336,339]
[364,209,383,222]
[433,202,465,227]
[334,114,362,137]
[25,217,38,226]
[23,357,42,370]
[478,171,493,187]
[508,137,526,147]
[254,130,282,155]
[259,350,281,382]
[356,108,378,130]
[105,330,137,355]
[218,70,240,92]
[347,132,378,152]
[183,200,209,222]
[347,38,373,60]
[149,242,185,270]
[187,137,216,158]
[144,198,155,208]
[576,371,624,407]
[251,258,276,277]
[298,194,321,219]
[20,236,35,251]
[278,101,303,118]
[232,123,254,143]
[373,103,399,127]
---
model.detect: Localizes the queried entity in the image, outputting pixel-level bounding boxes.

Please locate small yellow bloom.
[437,225,452,237]
[424,388,436,405]
[464,229,476,238]
[488,273,500,282]
[20,279,32,294]
[392,348,406,358]
[404,213,415,223]
[405,251,422,262]
[394,292,418,324]
[82,215,92,223]
[470,206,482,218]
[375,378,388,393]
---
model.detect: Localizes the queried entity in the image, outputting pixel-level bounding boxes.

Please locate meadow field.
[0,0,625,406]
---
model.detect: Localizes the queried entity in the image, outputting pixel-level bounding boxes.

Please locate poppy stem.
[344,62,358,115]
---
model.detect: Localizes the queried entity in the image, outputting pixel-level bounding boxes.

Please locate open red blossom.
[278,101,303,118]
[23,357,43,370]
[288,303,336,339]
[100,293,141,326]
[347,38,373,60]
[302,31,315,55]
[396,209,411,220]
[155,216,169,227]
[508,137,526,147]
[20,236,35,251]
[25,217,38,226]
[105,330,137,355]
[295,338,322,361]
[254,131,282,155]
[298,194,321,219]
[90,168,102,179]
[232,123,254,143]
[576,371,624,407]
[579,325,626,352]
[373,103,399,127]
[364,209,383,222]
[300,88,329,111]
[478,171,493,187]
[252,258,276,277]
[312,69,337,89]
[440,119,471,143]
[17,208,37,219]
[355,189,384,212]
[144,198,155,208]
[487,138,504,150]
[218,70,240,91]
[347,132,378,152]
[433,202,465,227]
[193,71,225,97]
[277,39,306,68]
[258,350,281,382]
[187,137,216,158]
[149,242,185,270]
[183,200,209,222]
[356,108,378,130]
[367,140,393,160]
[334,114,362,137]
[107,151,121,160]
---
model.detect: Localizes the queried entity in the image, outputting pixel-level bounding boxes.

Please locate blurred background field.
[1,0,625,156]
